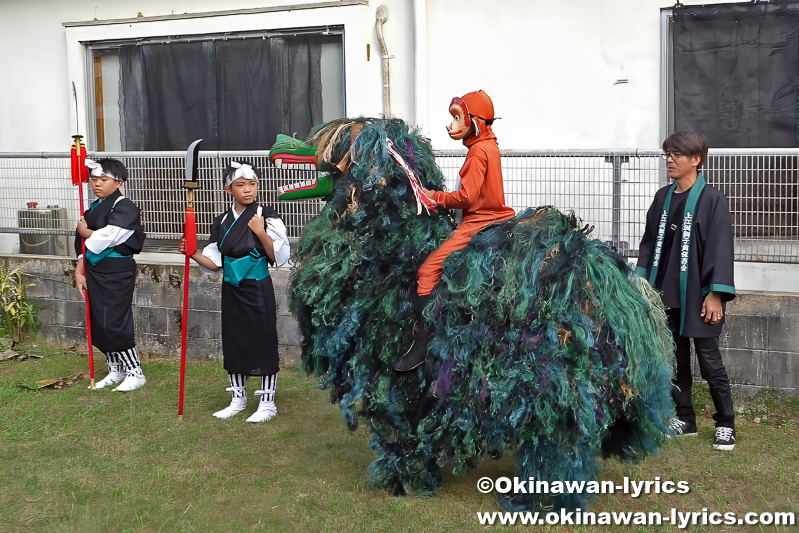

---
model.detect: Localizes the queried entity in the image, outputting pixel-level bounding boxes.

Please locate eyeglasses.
[661,151,686,160]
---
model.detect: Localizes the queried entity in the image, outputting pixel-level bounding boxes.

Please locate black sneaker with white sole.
[713,426,736,450]
[668,418,698,436]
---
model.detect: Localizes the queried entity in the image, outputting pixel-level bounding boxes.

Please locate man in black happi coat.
[637,130,737,451]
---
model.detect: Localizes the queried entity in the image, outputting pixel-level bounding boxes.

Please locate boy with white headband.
[179,160,290,422]
[74,158,147,391]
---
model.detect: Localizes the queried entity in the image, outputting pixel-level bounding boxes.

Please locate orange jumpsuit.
[417,125,515,295]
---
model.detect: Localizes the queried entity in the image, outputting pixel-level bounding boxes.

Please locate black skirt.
[221,276,280,375]
[85,260,136,353]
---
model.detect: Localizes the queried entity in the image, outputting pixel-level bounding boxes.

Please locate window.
[89,27,345,151]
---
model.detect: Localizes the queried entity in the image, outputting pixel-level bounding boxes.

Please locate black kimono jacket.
[637,177,735,338]
[73,190,145,352]
[210,202,281,375]
[73,189,145,273]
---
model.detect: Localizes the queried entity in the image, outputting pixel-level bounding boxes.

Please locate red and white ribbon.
[385,139,437,215]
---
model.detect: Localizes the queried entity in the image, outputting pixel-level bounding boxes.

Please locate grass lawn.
[1,342,798,532]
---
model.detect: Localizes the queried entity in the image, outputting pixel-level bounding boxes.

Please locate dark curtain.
[672,3,799,238]
[672,2,799,148]
[120,36,324,151]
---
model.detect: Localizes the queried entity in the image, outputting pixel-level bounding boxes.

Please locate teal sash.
[223,250,269,287]
[218,207,270,286]
[86,249,131,265]
[646,173,706,334]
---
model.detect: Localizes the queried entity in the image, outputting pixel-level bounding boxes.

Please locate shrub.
[0,266,36,347]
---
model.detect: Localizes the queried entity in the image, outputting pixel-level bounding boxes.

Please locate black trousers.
[667,309,735,428]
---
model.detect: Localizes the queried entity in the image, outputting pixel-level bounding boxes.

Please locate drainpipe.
[375,5,391,117]
[413,0,428,129]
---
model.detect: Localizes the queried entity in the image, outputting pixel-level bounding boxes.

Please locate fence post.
[604,154,629,253]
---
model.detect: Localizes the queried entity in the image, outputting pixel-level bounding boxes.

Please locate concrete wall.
[2,253,300,366]
[722,292,799,394]
[4,253,798,394]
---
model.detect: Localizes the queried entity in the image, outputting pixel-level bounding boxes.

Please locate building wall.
[1,0,731,152]
[424,0,665,148]
[1,0,408,151]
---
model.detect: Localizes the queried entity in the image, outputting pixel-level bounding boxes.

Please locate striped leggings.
[228,373,277,401]
[105,347,142,373]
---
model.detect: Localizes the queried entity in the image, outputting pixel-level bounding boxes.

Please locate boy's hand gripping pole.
[178,139,202,419]
[70,82,95,387]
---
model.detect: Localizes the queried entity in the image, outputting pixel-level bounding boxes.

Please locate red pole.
[178,205,196,419]
[179,138,201,419]
[72,135,95,387]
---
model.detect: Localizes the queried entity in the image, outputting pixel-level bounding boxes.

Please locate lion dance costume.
[268,107,675,511]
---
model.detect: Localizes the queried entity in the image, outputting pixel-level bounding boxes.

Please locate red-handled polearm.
[71,82,95,388]
[178,139,203,419]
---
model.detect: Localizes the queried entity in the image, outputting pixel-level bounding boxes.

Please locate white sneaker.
[213,387,247,419]
[113,371,146,392]
[90,364,125,389]
[245,399,277,423]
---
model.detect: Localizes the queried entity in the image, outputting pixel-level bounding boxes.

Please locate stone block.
[189,290,222,313]
[133,305,174,336]
[273,285,290,316]
[136,263,167,286]
[186,309,222,340]
[134,278,167,307]
[27,277,54,299]
[727,292,781,317]
[34,297,60,325]
[276,315,301,346]
[279,344,301,366]
[768,352,799,390]
[186,337,222,360]
[38,324,86,347]
[54,276,79,300]
[729,383,763,398]
[271,270,292,316]
[720,348,768,387]
[719,315,767,351]
[767,316,799,353]
[35,298,86,328]
[778,295,799,317]
[166,307,184,336]
[136,332,171,355]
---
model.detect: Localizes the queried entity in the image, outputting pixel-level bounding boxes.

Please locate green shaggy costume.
[281,117,675,510]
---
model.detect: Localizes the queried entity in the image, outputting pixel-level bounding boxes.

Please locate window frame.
[659,8,673,147]
[64,2,374,152]
[85,26,345,151]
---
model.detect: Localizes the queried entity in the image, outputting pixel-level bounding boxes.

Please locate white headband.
[226,161,258,186]
[85,158,120,181]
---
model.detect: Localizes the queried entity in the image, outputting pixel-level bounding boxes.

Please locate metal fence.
[1,149,797,262]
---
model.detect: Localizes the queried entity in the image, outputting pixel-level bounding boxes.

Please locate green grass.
[1,343,798,532]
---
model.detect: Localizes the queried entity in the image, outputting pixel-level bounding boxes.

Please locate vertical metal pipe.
[375,6,391,117]
[605,155,629,251]
[413,0,428,128]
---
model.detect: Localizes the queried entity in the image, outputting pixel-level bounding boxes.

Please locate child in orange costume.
[394,90,515,371]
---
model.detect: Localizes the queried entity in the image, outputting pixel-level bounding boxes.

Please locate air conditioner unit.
[18,203,70,256]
